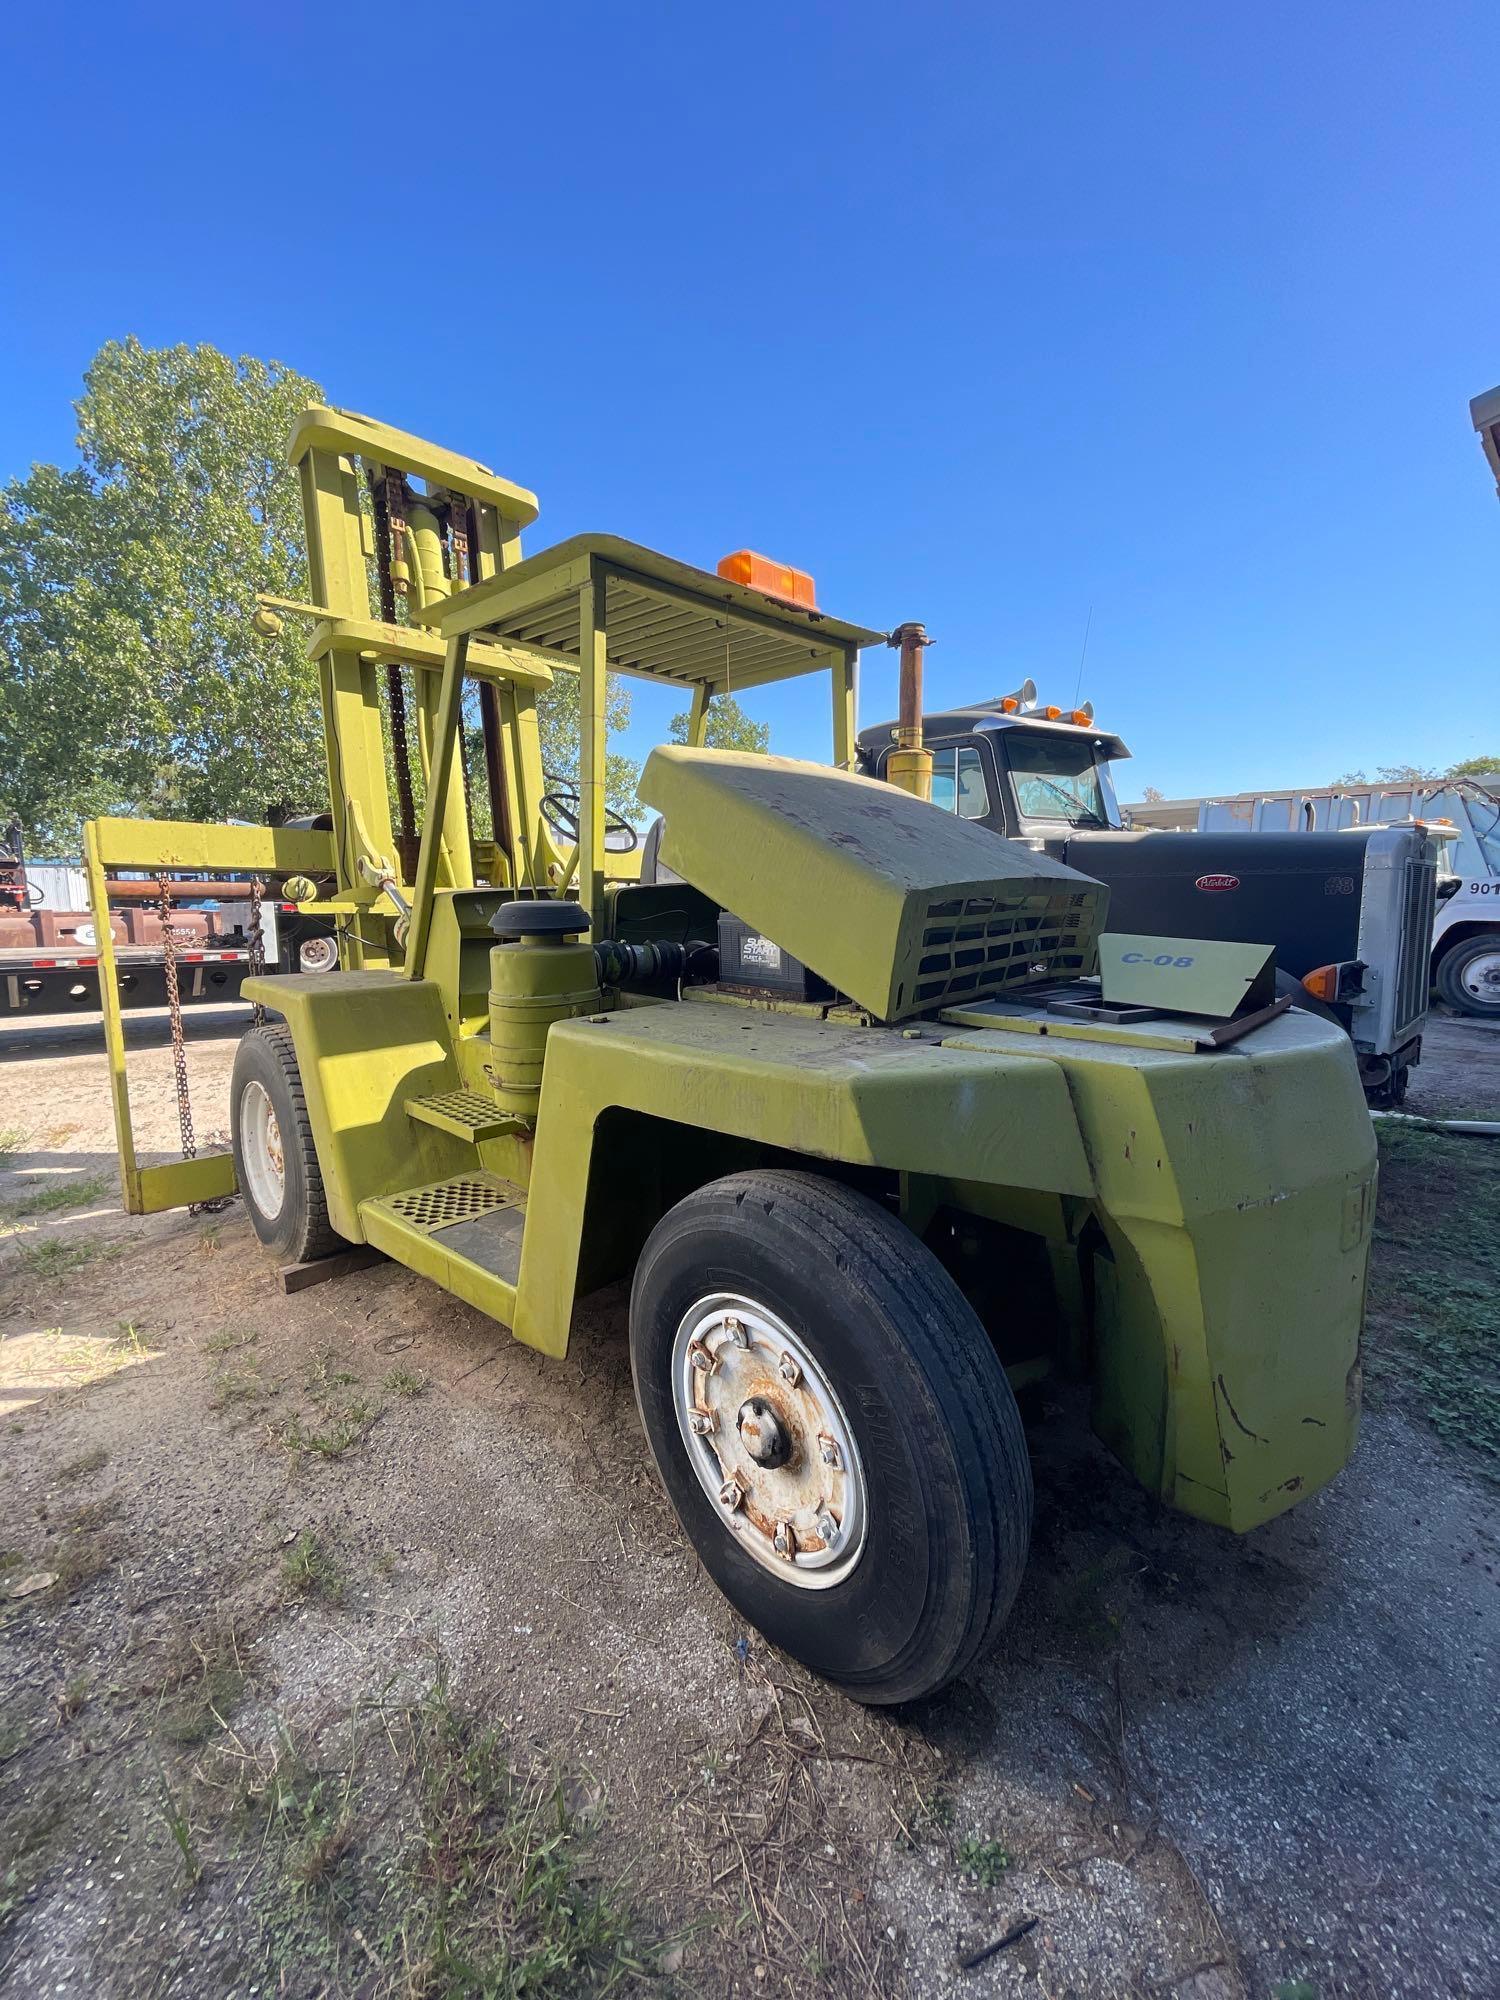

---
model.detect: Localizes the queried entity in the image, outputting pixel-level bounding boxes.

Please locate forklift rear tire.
[629,1170,1032,1705]
[230,1023,339,1264]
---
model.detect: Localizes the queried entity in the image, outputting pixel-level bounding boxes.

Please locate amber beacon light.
[716,549,818,609]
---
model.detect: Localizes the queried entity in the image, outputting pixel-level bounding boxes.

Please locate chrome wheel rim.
[299,934,338,973]
[671,1292,868,1590]
[239,1080,285,1220]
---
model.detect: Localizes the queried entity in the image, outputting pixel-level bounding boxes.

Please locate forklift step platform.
[358,1173,527,1318]
[403,1089,512,1142]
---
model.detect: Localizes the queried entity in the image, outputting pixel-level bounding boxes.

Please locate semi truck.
[853,688,1446,1105]
[1127,775,1498,1018]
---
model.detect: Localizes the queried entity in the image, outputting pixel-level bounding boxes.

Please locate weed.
[57,1445,108,1483]
[204,1326,259,1356]
[0,1129,27,1156]
[48,1534,111,1598]
[199,1228,221,1254]
[382,1366,429,1398]
[2,1174,111,1219]
[160,1779,203,1887]
[54,1674,90,1723]
[272,1405,375,1461]
[211,1366,273,1411]
[9,1238,97,1280]
[304,1351,358,1400]
[956,1835,1011,1887]
[152,1618,248,1746]
[65,1494,122,1534]
[281,1531,344,1604]
[112,1320,146,1357]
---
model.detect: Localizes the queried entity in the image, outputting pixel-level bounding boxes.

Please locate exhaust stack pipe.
[886,622,934,802]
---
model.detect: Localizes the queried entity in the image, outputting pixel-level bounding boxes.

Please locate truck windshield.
[1005,737,1114,827]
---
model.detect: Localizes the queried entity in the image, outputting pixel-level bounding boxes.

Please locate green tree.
[0,338,327,849]
[667,692,770,754]
[1446,754,1500,779]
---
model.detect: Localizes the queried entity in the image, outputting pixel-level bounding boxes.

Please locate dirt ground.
[1,1003,1497,1999]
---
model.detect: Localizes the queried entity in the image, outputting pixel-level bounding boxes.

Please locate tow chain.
[157,873,235,1214]
[157,874,197,1163]
[248,875,266,1027]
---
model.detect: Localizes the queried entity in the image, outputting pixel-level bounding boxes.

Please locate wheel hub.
[671,1294,867,1590]
[738,1395,792,1468]
[1460,950,1500,1001]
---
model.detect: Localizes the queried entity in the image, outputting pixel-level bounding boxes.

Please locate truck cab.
[856,692,1129,848]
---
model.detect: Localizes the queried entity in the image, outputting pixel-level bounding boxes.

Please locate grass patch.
[396,1678,646,1994]
[7,1238,100,1280]
[152,1618,248,1747]
[57,1445,108,1483]
[2,1174,112,1219]
[1370,1126,1500,1475]
[382,1366,429,1399]
[956,1834,1011,1887]
[47,1533,112,1598]
[204,1326,259,1356]
[0,1129,27,1157]
[272,1404,377,1462]
[54,1674,91,1724]
[281,1531,344,1604]
[237,1665,651,1995]
[211,1366,275,1412]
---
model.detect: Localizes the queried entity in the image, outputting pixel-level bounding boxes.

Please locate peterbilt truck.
[854,689,1446,1106]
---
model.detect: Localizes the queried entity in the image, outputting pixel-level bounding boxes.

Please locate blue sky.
[3,2,1497,799]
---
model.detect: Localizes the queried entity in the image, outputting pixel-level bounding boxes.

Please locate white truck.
[1127,777,1497,1016]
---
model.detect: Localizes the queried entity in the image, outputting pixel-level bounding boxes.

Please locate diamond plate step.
[359,1172,528,1313]
[404,1089,511,1143]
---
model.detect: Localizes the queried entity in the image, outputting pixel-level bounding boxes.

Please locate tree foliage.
[1332,759,1499,787]
[0,339,327,848]
[1,338,648,851]
[668,692,771,755]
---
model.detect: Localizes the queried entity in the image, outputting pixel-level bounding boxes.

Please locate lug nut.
[818,1434,841,1469]
[690,1343,714,1372]
[690,1411,716,1436]
[814,1508,839,1547]
[723,1315,750,1348]
[777,1351,801,1386]
[773,1520,796,1560]
[718,1477,744,1511]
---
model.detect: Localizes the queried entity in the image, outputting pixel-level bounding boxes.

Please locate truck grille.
[1393,853,1437,1042]
[915,890,1096,1007]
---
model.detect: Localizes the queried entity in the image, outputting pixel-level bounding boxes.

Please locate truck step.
[359,1173,527,1320]
[404,1088,511,1143]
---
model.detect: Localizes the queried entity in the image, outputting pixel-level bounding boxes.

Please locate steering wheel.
[539,786,639,855]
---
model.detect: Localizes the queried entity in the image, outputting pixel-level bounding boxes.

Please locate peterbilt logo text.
[1194,873,1240,892]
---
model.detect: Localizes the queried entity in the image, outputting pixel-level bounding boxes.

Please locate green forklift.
[86,407,1376,1705]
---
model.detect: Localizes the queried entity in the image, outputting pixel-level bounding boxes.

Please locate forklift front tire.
[629,1170,1032,1705]
[230,1023,339,1264]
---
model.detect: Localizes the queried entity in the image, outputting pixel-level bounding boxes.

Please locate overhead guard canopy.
[639,746,1108,1023]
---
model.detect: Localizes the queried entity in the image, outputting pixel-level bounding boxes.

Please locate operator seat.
[637,816,683,887]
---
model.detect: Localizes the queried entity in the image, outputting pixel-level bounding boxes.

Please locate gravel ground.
[0,1000,1496,1998]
